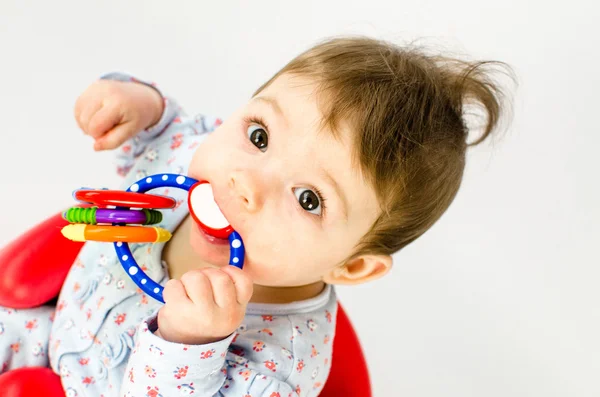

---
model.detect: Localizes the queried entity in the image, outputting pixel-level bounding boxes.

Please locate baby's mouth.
[187,181,234,240]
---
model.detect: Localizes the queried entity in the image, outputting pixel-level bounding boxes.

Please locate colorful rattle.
[61,173,245,303]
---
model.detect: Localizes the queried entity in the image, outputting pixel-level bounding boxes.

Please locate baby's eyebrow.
[252,96,285,121]
[320,166,349,222]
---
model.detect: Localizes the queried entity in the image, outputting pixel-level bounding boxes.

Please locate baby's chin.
[188,221,231,267]
[187,222,296,285]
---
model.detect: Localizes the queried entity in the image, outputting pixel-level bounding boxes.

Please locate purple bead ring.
[63,207,162,225]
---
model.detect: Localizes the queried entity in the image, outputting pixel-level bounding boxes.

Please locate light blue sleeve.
[120,304,337,396]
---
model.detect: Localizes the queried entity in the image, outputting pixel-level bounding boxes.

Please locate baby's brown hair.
[254,36,514,262]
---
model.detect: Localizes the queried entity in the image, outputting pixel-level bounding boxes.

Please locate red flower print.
[146,386,161,397]
[261,315,274,322]
[174,365,188,380]
[325,310,332,323]
[82,376,95,386]
[10,341,20,353]
[290,326,302,341]
[324,335,330,345]
[306,319,318,331]
[297,359,305,373]
[144,365,156,378]
[252,341,266,352]
[171,133,184,149]
[57,300,67,312]
[200,349,216,359]
[114,313,126,325]
[269,393,280,397]
[177,382,195,393]
[78,357,89,366]
[239,369,252,381]
[24,319,38,332]
[259,328,273,336]
[128,368,134,383]
[264,360,277,372]
[310,345,319,358]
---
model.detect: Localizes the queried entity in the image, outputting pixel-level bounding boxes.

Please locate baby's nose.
[229,172,263,213]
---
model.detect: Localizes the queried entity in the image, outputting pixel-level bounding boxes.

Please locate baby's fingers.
[93,122,136,151]
[203,268,237,308]
[221,266,254,305]
[162,279,192,305]
[88,104,122,141]
[180,269,214,305]
[75,98,102,135]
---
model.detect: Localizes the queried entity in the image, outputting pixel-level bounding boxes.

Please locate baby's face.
[187,74,381,287]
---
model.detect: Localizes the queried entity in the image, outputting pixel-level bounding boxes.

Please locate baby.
[0,36,511,396]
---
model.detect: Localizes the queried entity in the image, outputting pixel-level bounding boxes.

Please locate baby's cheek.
[244,251,290,286]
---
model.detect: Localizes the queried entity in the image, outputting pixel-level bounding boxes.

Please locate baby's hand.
[74,79,164,151]
[155,266,254,345]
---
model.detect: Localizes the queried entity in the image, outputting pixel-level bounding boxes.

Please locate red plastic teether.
[74,189,176,209]
[0,209,85,309]
[0,367,65,397]
[187,181,233,239]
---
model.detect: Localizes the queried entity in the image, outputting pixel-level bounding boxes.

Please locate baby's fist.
[156,266,253,345]
[74,79,164,151]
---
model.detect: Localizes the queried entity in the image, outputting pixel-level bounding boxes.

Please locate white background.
[0,1,598,396]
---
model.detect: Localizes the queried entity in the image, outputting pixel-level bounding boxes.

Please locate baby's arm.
[120,265,334,396]
[121,313,332,396]
[74,73,183,176]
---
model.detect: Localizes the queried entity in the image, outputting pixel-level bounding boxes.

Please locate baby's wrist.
[141,84,164,129]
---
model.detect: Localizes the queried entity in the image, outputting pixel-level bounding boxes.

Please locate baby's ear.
[323,254,392,285]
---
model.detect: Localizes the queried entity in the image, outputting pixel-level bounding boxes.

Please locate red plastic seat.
[322,303,372,396]
[0,211,372,396]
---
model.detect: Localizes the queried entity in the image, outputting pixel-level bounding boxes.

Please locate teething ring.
[188,182,233,239]
[62,224,172,243]
[74,189,176,209]
[63,207,163,225]
[112,173,245,304]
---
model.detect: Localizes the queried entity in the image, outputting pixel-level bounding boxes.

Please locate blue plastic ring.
[113,173,245,303]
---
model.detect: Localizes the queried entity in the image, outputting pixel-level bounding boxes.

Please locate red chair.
[0,211,372,396]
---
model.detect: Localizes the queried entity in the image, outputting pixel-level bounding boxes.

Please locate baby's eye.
[247,125,268,152]
[294,188,322,215]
